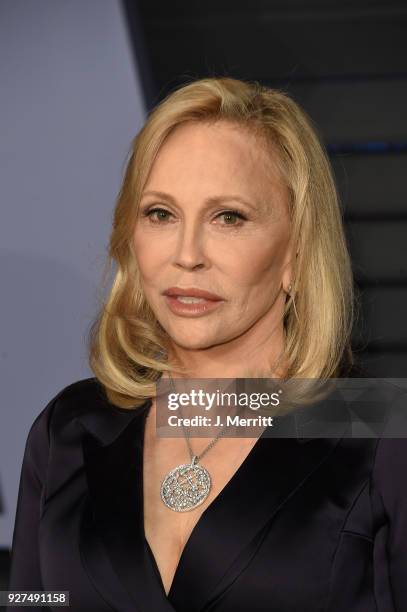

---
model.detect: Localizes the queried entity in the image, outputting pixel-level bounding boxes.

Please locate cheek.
[133,232,165,278]
[222,241,283,290]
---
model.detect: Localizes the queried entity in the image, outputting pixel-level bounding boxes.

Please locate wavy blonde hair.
[87,76,358,409]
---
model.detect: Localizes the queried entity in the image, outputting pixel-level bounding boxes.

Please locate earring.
[286,282,299,323]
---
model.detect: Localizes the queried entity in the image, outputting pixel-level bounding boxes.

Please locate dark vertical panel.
[121,0,159,111]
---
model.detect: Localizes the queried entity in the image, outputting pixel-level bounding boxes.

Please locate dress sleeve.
[371,435,407,610]
[6,394,59,609]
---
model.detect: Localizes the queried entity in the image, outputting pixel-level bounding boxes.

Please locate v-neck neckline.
[80,380,348,612]
[139,398,272,601]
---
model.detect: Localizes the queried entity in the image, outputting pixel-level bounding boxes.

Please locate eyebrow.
[141,190,259,211]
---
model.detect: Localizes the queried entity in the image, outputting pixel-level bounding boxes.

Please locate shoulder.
[370,385,407,510]
[27,376,151,457]
[30,377,103,432]
[18,378,102,490]
[24,377,103,458]
[20,378,150,499]
[372,438,407,505]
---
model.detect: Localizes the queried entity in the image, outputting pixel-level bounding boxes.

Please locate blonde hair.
[87,76,358,409]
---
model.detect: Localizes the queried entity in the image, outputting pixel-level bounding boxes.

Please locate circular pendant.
[160,458,211,512]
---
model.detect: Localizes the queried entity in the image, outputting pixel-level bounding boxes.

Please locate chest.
[39,411,382,610]
[142,407,259,595]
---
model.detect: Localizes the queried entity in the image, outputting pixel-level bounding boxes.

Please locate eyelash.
[142,207,247,227]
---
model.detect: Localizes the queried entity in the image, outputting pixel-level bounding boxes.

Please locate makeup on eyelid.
[141,206,248,227]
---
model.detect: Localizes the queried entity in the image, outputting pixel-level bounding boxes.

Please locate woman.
[7,77,407,611]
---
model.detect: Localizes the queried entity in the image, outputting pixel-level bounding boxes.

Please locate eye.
[214,210,247,226]
[141,207,248,227]
[142,207,174,224]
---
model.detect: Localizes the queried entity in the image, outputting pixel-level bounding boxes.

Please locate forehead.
[154,120,272,166]
[144,120,287,207]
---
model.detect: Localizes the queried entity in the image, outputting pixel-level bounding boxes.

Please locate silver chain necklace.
[160,352,284,512]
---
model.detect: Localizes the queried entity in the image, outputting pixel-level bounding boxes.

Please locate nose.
[173,218,208,270]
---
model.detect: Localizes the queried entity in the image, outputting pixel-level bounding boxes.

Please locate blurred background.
[1,0,406,596]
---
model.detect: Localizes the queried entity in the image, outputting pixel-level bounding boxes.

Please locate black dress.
[7,377,407,611]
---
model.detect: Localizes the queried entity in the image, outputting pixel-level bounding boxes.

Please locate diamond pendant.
[160,455,211,512]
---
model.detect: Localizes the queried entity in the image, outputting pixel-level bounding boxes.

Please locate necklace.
[159,351,284,512]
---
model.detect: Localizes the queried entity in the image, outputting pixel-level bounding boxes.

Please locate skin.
[133,119,295,379]
[132,120,297,595]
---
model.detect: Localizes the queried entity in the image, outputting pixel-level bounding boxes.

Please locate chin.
[164,326,227,351]
[169,335,218,350]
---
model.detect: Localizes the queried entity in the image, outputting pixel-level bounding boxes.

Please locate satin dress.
[7,377,407,611]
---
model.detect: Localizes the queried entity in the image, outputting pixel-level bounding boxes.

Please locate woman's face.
[133,120,294,352]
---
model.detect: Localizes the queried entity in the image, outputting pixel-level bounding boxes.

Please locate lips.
[163,287,223,301]
[162,287,225,317]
